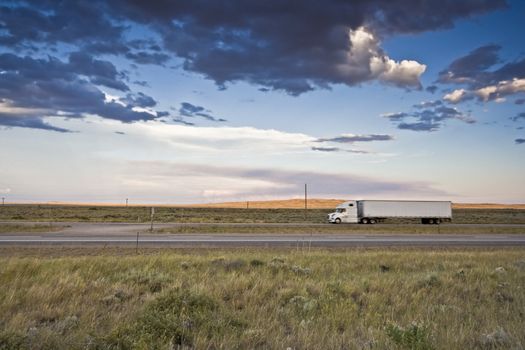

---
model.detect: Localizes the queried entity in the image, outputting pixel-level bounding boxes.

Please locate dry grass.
[2,205,525,224]
[0,248,524,349]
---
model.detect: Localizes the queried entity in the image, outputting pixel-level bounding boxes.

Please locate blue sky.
[0,0,524,203]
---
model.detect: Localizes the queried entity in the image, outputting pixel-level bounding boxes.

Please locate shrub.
[385,322,433,350]
[417,274,441,289]
[249,259,265,267]
[0,331,27,350]
[98,289,246,348]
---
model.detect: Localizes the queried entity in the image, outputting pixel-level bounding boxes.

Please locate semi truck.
[327,200,452,224]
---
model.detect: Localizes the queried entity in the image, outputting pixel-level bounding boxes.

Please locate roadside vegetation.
[0,248,524,349]
[1,205,525,224]
[154,223,525,235]
[0,224,66,233]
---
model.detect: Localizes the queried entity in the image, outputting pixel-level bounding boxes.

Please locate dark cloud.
[115,131,126,135]
[384,105,475,132]
[511,112,525,122]
[312,146,341,152]
[515,138,525,144]
[0,2,125,48]
[0,53,169,131]
[133,80,150,87]
[515,98,525,105]
[0,114,70,133]
[124,52,170,65]
[1,0,506,96]
[68,52,129,91]
[438,44,501,84]
[0,52,129,92]
[426,85,438,94]
[179,102,226,122]
[438,44,525,103]
[316,134,394,143]
[311,146,370,154]
[397,121,440,132]
[122,92,157,108]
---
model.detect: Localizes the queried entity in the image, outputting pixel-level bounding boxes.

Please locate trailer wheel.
[361,218,369,224]
[335,218,341,224]
[434,219,441,225]
[369,218,377,224]
[428,218,435,224]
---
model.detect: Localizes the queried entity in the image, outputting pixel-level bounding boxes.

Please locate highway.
[0,222,524,247]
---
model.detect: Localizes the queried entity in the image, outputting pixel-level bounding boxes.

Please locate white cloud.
[0,188,11,194]
[443,89,469,103]
[443,78,525,104]
[475,78,525,101]
[373,58,426,87]
[338,27,426,88]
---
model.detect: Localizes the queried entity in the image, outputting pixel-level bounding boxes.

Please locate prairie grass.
[0,248,524,349]
[1,205,525,224]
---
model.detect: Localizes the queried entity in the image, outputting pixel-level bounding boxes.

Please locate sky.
[0,0,524,204]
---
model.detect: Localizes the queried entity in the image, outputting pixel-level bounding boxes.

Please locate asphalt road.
[0,222,524,247]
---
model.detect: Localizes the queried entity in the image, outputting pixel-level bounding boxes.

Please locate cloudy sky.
[1,0,524,204]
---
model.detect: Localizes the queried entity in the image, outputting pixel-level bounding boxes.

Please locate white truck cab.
[327,200,358,224]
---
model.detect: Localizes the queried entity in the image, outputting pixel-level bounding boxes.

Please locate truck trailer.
[327,200,452,224]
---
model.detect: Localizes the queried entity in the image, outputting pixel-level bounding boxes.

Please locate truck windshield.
[336,208,346,213]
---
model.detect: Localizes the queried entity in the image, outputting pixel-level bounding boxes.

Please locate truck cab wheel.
[361,218,369,224]
[369,218,377,224]
[334,218,341,224]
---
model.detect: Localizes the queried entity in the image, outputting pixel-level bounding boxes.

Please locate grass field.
[154,223,525,235]
[1,205,525,224]
[0,248,524,349]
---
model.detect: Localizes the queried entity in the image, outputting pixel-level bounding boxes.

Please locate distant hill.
[11,199,525,209]
[189,198,345,209]
[189,199,525,210]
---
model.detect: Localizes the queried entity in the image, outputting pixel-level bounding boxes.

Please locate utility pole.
[1,197,4,206]
[246,201,249,209]
[304,183,307,221]
[126,198,128,207]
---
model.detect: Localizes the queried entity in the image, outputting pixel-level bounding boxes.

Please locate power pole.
[1,197,4,206]
[126,198,128,207]
[246,201,249,209]
[304,183,307,221]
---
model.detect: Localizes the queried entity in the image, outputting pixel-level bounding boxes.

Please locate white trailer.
[327,200,452,224]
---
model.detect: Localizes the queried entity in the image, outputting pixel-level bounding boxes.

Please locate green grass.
[1,205,525,224]
[0,248,524,349]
